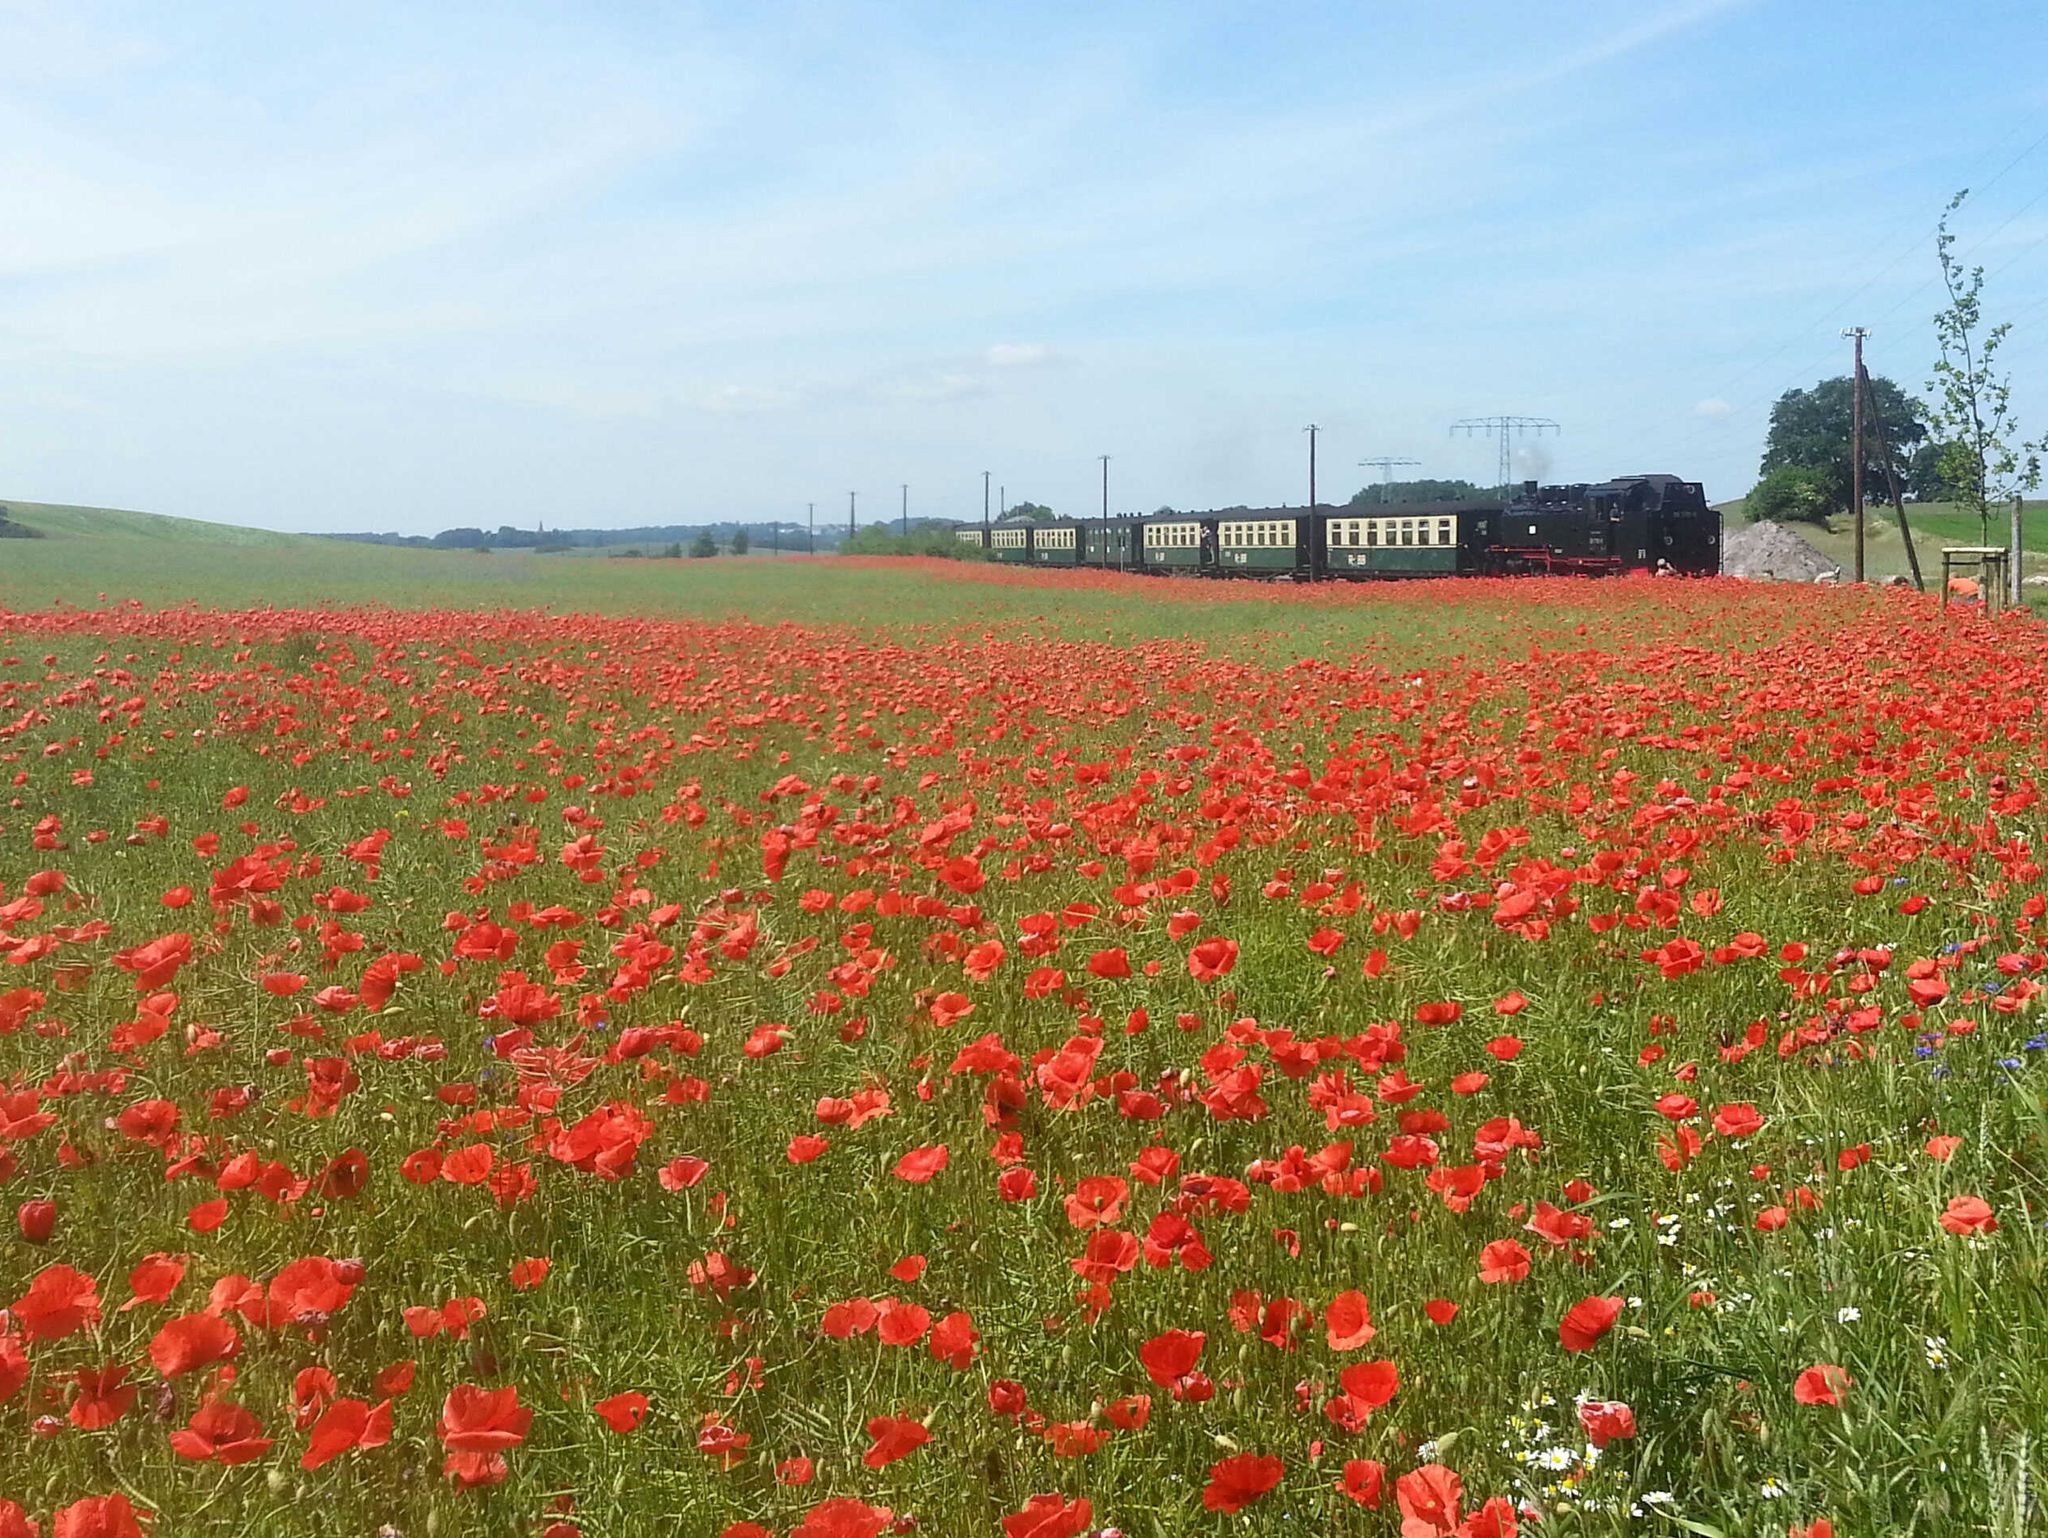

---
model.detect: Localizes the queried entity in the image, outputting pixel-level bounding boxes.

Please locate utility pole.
[1000,485,1006,518]
[1359,456,1420,504]
[901,483,909,540]
[1450,417,1560,498]
[1844,327,1867,583]
[772,514,779,556]
[1099,455,1111,519]
[848,491,856,542]
[1304,425,1319,511]
[808,502,815,555]
[982,471,991,538]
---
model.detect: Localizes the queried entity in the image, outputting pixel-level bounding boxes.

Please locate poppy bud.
[16,1199,54,1243]
[334,1258,367,1285]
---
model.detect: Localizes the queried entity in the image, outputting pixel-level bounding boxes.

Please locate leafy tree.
[1004,502,1055,523]
[731,528,750,556]
[1927,189,2046,541]
[664,541,683,558]
[1745,466,1834,526]
[1759,375,1926,515]
[842,526,987,558]
[1904,442,1951,502]
[689,532,717,559]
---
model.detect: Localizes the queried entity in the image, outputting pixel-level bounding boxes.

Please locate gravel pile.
[1721,519,1841,582]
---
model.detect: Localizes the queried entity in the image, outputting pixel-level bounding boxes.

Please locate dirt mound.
[1721,519,1840,582]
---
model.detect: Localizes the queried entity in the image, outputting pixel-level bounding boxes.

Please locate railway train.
[953,474,1719,580]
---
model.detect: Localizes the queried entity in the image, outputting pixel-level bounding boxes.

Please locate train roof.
[1132,502,1496,524]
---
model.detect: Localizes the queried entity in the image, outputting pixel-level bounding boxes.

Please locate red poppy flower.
[1202,1452,1283,1513]
[1395,1463,1464,1536]
[149,1311,240,1378]
[792,1498,893,1538]
[1794,1364,1852,1408]
[1558,1295,1625,1352]
[1939,1195,1997,1236]
[1187,937,1238,983]
[438,1384,532,1452]
[509,1257,551,1291]
[892,1144,950,1183]
[1325,1289,1375,1350]
[1713,1102,1765,1139]
[1337,1457,1385,1507]
[594,1392,650,1433]
[12,1264,101,1342]
[1578,1399,1636,1448]
[169,1401,273,1465]
[862,1412,931,1468]
[1477,1239,1531,1284]
[70,1365,138,1429]
[50,1494,149,1538]
[301,1397,394,1470]
[1001,1494,1092,1538]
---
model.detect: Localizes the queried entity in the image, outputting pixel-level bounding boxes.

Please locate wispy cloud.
[0,0,2038,531]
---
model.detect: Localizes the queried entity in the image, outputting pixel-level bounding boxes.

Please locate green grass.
[1721,496,2048,584]
[0,583,2042,1538]
[3,499,325,547]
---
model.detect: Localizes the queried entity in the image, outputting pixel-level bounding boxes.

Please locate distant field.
[0,497,1848,664]
[2,499,321,547]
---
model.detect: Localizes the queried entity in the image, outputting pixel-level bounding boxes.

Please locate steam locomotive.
[954,474,1719,580]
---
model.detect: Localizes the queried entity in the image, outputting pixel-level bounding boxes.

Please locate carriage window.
[1438,519,1453,543]
[1367,525,1378,547]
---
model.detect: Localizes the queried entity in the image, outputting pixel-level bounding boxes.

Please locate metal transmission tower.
[1358,456,1420,504]
[1450,417,1560,496]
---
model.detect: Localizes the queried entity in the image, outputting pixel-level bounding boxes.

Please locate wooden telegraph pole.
[1844,327,1867,583]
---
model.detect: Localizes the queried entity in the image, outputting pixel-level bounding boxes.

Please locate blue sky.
[4,0,2047,533]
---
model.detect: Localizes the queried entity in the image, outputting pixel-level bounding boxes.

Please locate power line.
[1450,417,1559,493]
[1359,457,1420,504]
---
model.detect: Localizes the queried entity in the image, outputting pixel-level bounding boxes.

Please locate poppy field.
[0,565,2045,1538]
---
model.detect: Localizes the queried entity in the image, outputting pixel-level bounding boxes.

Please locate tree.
[690,532,717,559]
[1760,375,1926,516]
[731,527,750,555]
[1004,502,1055,522]
[1904,442,1950,502]
[1746,466,1834,526]
[1926,189,2045,542]
[1346,478,1488,507]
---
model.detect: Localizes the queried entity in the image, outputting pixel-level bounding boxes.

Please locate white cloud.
[884,372,986,403]
[986,342,1052,368]
[1693,398,1734,418]
[701,384,799,414]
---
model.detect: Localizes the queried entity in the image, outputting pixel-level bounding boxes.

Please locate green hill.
[1,499,319,547]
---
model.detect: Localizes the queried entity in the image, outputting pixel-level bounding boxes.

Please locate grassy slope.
[1719,496,2048,577]
[3,499,322,547]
